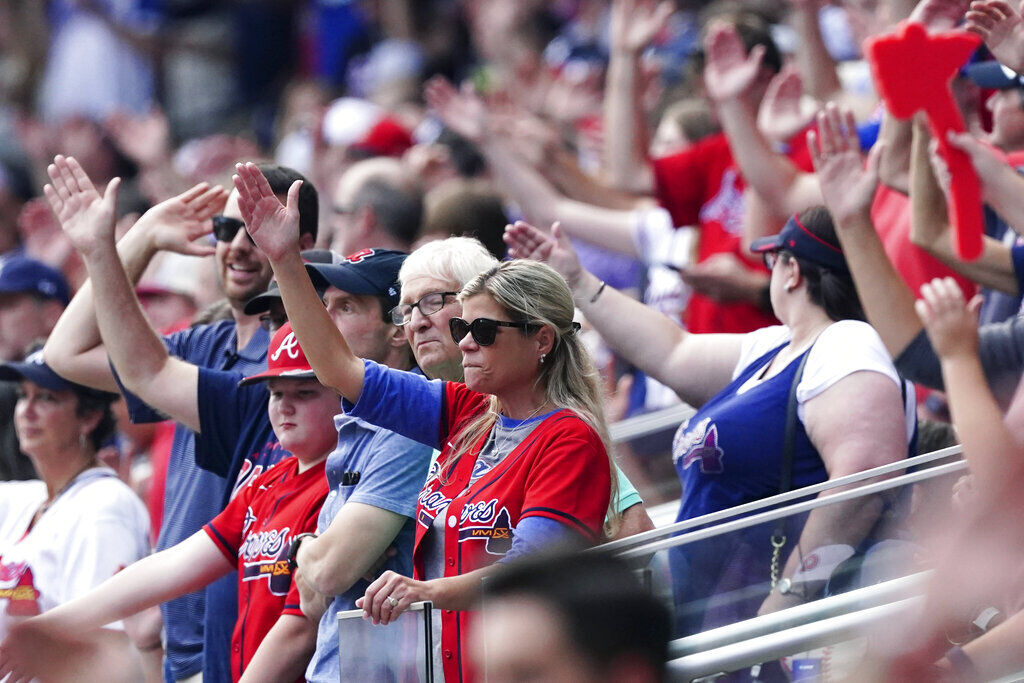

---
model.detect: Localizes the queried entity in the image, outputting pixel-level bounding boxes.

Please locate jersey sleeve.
[798,321,901,404]
[502,517,577,563]
[203,475,259,563]
[344,431,433,518]
[343,360,445,449]
[518,418,611,541]
[194,368,267,477]
[440,381,490,446]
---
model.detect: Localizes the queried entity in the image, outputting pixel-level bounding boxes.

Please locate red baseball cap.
[238,322,318,386]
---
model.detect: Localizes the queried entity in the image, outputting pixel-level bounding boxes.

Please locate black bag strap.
[770,346,814,552]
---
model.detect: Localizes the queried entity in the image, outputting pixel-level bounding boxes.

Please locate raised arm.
[966,0,1024,73]
[44,156,203,431]
[483,137,645,256]
[910,124,1017,294]
[704,21,822,218]
[233,163,365,403]
[505,221,744,407]
[43,157,225,391]
[0,533,231,680]
[602,0,673,192]
[811,104,922,356]
[946,128,1024,234]
[787,0,843,102]
[916,277,1024,497]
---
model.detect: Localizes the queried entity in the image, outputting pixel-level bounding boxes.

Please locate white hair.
[398,236,499,289]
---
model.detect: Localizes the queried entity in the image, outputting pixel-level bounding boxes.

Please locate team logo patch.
[673,417,725,473]
[458,501,513,556]
[239,525,293,595]
[345,248,375,263]
[698,168,744,237]
[0,560,41,616]
[270,332,301,361]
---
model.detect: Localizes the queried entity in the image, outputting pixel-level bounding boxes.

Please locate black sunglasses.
[212,215,255,245]
[448,317,537,346]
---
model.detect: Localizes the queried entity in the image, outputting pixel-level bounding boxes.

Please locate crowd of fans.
[1,0,1024,680]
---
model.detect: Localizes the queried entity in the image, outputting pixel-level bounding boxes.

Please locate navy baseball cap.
[0,348,114,401]
[243,249,342,315]
[305,248,406,311]
[750,215,848,273]
[0,256,70,305]
[964,61,1024,89]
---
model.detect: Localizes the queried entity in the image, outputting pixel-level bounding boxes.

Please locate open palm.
[232,162,301,262]
[137,182,227,257]
[43,155,120,257]
[703,21,767,102]
[808,105,878,226]
[503,221,584,290]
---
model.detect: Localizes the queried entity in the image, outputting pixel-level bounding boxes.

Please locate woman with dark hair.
[0,350,149,676]
[506,210,915,635]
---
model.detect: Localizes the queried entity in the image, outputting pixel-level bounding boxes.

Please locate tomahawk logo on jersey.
[673,417,725,474]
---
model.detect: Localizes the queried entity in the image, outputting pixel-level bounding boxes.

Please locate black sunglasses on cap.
[449,317,539,346]
[212,215,255,245]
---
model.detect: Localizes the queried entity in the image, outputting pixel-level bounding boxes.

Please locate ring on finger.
[387,595,399,608]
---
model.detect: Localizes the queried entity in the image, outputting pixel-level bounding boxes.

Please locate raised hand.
[424,77,487,143]
[703,20,767,103]
[503,221,584,290]
[910,0,972,32]
[943,128,1012,189]
[610,0,674,54]
[42,155,121,258]
[927,137,955,201]
[232,162,302,262]
[915,276,983,360]
[965,0,1024,72]
[135,182,227,257]
[807,103,879,226]
[757,66,812,144]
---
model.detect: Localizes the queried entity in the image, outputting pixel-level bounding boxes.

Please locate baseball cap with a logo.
[243,249,343,315]
[304,248,406,311]
[0,256,70,305]
[237,322,317,386]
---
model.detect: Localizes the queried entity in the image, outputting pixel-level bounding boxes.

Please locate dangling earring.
[539,353,547,365]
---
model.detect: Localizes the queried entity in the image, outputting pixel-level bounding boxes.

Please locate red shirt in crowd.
[652,132,815,334]
[204,457,328,682]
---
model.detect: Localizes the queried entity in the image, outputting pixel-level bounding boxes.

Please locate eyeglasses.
[449,317,537,346]
[391,291,459,326]
[259,312,288,332]
[212,215,254,245]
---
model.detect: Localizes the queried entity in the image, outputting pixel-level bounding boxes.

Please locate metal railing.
[609,403,694,443]
[597,444,964,555]
[667,596,923,680]
[669,571,929,658]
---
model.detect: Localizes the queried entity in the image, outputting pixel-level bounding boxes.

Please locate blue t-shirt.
[306,411,433,683]
[115,319,268,681]
[194,368,292,683]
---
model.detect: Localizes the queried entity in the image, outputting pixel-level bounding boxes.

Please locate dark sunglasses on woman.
[211,215,255,245]
[448,317,538,346]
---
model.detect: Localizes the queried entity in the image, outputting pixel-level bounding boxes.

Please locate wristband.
[287,532,318,572]
[589,280,607,304]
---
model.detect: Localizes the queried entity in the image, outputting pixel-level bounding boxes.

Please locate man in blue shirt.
[42,157,318,682]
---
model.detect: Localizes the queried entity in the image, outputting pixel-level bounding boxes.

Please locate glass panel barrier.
[600,454,968,674]
[335,601,434,682]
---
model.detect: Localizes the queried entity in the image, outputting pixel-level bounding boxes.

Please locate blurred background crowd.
[4,0,1024,679]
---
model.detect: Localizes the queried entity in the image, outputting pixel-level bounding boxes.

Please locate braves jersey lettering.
[673,417,725,474]
[457,506,513,556]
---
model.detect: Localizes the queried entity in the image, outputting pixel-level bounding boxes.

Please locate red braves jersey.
[652,131,815,334]
[204,457,328,682]
[414,382,611,682]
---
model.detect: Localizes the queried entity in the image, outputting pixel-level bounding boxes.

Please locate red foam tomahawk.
[866,21,982,260]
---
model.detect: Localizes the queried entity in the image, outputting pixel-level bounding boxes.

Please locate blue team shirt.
[194,367,291,683]
[116,319,268,682]
[306,407,433,683]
